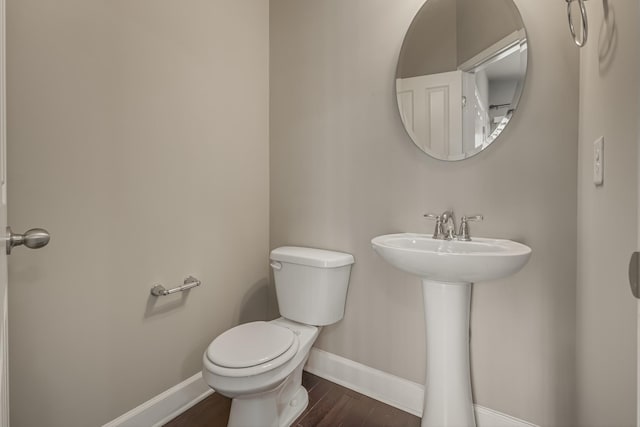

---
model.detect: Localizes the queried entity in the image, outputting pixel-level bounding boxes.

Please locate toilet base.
[280,386,309,427]
[227,363,309,427]
[228,385,308,427]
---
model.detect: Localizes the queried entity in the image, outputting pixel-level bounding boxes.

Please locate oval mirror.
[396,0,528,161]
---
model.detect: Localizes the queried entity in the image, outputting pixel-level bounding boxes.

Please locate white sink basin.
[371,233,531,283]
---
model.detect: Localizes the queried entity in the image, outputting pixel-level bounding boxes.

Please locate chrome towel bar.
[150,276,201,296]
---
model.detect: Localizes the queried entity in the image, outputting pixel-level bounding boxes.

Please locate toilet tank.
[270,246,354,326]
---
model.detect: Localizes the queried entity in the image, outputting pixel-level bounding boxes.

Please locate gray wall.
[270,0,579,425]
[396,0,457,78]
[6,1,269,426]
[456,0,523,65]
[576,0,639,425]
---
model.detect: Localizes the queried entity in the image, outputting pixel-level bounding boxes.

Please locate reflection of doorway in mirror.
[459,30,527,147]
[395,31,526,161]
[395,0,528,161]
[396,71,464,160]
[461,71,489,155]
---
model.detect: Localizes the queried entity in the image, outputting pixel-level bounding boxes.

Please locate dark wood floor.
[164,371,421,427]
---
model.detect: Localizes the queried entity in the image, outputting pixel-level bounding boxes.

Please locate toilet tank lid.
[270,246,355,268]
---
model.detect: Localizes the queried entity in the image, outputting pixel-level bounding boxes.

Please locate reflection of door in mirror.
[396,69,491,161]
[395,0,528,161]
[397,71,464,160]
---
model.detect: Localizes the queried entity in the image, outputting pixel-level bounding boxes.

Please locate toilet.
[202,246,355,427]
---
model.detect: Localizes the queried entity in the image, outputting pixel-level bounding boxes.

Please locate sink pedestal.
[421,280,475,427]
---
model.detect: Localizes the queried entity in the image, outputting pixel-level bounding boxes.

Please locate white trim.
[474,405,538,427]
[304,348,538,427]
[101,372,213,427]
[305,347,423,416]
[458,29,527,73]
[102,349,539,427]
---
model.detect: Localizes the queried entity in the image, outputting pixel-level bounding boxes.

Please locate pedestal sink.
[371,233,531,427]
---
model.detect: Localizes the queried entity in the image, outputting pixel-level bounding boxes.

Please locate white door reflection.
[396,28,527,161]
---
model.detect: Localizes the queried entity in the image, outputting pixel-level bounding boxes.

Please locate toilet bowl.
[203,318,319,427]
[202,246,354,427]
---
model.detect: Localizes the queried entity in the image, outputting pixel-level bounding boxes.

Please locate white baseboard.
[305,347,424,416]
[101,372,214,427]
[304,348,539,427]
[102,349,538,427]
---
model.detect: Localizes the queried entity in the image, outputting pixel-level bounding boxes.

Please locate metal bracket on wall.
[629,252,640,299]
[150,276,201,297]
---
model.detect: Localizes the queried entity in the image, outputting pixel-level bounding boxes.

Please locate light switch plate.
[594,136,604,186]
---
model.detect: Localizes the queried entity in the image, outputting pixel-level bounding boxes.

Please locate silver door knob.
[6,227,50,255]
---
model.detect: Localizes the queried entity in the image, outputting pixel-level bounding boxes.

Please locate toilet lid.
[206,321,295,369]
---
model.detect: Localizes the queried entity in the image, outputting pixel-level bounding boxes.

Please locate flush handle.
[6,226,50,255]
[270,261,282,271]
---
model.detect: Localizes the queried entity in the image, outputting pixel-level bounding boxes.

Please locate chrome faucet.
[424,210,456,240]
[424,210,483,241]
[440,210,456,240]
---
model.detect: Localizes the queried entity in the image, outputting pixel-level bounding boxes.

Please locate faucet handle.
[458,215,483,241]
[424,213,444,239]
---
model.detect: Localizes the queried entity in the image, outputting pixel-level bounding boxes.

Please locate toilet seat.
[205,321,299,377]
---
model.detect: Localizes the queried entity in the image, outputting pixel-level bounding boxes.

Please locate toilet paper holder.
[150,276,201,297]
